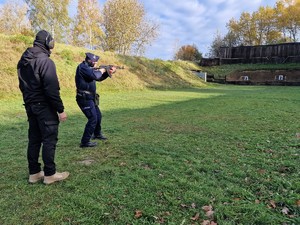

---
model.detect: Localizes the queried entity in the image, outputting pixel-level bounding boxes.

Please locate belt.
[24,102,47,107]
[76,89,94,95]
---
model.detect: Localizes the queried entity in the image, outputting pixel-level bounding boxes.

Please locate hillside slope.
[0,34,206,97]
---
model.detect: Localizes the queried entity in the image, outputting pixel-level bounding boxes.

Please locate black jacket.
[17,43,64,113]
[75,61,109,98]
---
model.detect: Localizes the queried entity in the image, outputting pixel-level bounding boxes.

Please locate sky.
[0,0,278,60]
[131,0,278,60]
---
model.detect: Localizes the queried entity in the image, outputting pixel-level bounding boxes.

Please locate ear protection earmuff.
[45,32,55,49]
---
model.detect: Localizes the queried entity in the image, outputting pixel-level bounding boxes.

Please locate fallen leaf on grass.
[158,218,165,223]
[134,210,142,218]
[180,204,188,208]
[206,210,214,218]
[163,211,171,216]
[269,200,276,209]
[202,205,213,212]
[278,166,291,173]
[264,149,274,153]
[202,220,211,225]
[296,200,300,207]
[141,164,152,170]
[191,213,200,221]
[281,207,289,215]
[202,205,214,218]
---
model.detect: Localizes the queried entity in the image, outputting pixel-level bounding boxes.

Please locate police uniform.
[75,53,110,147]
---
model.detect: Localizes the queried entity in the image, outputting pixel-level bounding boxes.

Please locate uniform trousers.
[76,98,102,145]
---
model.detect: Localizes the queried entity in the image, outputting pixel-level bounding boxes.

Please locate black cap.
[85,52,100,62]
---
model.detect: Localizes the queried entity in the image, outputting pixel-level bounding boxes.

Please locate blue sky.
[1,0,278,60]
[132,0,278,60]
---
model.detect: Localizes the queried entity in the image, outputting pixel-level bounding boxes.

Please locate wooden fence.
[200,42,300,66]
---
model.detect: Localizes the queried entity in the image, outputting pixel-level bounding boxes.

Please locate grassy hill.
[0,33,207,98]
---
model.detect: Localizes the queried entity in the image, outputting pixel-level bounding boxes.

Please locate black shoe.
[80,142,97,148]
[92,134,108,140]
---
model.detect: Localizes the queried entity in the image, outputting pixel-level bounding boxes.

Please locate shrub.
[59,49,74,61]
[9,35,33,46]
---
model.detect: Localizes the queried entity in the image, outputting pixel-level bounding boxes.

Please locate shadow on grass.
[1,86,300,224]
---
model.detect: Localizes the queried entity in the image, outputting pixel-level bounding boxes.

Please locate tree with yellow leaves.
[102,0,159,55]
[0,0,31,35]
[253,6,281,45]
[275,0,300,42]
[25,0,71,41]
[72,0,104,49]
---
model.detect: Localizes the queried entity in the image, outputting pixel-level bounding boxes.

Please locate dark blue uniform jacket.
[75,61,109,99]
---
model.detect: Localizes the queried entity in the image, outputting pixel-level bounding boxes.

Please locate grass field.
[0,85,299,225]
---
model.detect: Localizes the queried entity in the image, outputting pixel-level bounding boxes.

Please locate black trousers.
[25,103,59,176]
[76,98,102,144]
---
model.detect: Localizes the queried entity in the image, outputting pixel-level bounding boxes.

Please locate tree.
[218,0,300,53]
[72,0,104,49]
[225,18,243,47]
[275,0,300,42]
[0,0,31,35]
[238,12,258,45]
[226,8,281,47]
[208,31,225,58]
[222,31,241,48]
[253,6,282,45]
[130,19,159,56]
[174,44,202,61]
[102,0,159,55]
[24,0,71,41]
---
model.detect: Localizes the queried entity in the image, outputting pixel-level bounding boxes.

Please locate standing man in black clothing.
[17,30,69,184]
[75,53,116,148]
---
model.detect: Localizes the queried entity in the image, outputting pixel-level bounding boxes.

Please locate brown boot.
[43,172,70,185]
[29,171,44,184]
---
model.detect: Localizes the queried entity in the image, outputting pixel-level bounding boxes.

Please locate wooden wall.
[220,42,300,59]
[200,42,300,66]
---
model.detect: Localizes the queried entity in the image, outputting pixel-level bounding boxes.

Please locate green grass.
[0,85,299,224]
[0,33,205,94]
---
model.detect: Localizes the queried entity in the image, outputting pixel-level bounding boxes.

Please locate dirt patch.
[225,69,300,85]
[78,159,95,166]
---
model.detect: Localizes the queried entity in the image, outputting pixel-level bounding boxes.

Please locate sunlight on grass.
[1,33,299,225]
[1,86,299,224]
